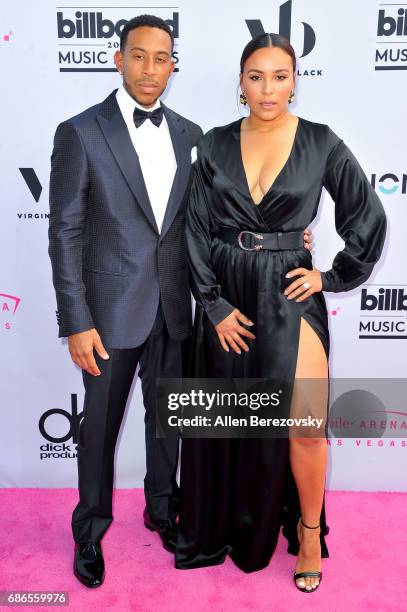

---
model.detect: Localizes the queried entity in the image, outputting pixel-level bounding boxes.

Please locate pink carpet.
[0,489,405,611]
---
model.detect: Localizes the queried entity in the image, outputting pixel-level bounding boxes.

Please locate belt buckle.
[237,230,264,251]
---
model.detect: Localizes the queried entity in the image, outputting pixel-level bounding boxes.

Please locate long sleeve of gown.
[186,135,236,326]
[321,129,387,292]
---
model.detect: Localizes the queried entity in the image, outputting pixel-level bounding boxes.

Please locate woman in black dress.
[175,34,387,592]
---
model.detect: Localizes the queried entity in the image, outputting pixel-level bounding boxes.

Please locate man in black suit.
[49,15,202,588]
[49,14,312,588]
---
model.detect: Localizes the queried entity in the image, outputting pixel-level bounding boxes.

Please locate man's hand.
[68,328,109,376]
[303,227,313,251]
[214,309,256,354]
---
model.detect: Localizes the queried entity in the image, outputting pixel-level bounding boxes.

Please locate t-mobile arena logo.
[0,293,21,332]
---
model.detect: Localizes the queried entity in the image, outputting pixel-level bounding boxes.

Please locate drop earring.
[288,90,295,104]
[240,91,247,106]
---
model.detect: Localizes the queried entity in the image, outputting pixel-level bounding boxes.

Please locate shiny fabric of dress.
[175,117,387,573]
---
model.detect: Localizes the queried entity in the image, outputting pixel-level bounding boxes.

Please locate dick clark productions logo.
[39,394,82,460]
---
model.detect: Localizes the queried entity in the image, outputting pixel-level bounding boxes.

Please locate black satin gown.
[174,116,387,573]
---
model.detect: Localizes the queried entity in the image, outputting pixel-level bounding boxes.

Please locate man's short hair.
[120,14,174,52]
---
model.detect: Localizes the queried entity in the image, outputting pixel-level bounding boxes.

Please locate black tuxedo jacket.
[48,89,203,348]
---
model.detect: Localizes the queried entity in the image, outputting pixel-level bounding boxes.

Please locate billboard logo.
[56,8,180,73]
[361,288,407,312]
[58,11,127,39]
[359,286,407,339]
[375,5,407,70]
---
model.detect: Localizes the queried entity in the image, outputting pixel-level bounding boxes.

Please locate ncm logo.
[39,394,82,460]
[371,173,407,195]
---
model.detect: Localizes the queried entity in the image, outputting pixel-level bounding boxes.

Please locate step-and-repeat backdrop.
[1,1,405,491]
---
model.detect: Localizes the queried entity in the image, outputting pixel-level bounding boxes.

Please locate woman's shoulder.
[196,119,241,156]
[201,119,240,141]
[300,116,342,145]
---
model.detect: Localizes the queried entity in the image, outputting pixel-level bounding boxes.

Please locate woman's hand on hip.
[284,267,322,302]
[303,227,313,251]
[215,309,256,354]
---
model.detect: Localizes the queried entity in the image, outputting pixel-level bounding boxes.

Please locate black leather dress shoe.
[74,542,105,588]
[143,508,177,553]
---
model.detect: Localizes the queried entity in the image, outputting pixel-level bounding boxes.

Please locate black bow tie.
[133,105,164,128]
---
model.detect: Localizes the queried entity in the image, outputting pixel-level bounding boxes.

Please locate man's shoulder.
[65,103,101,129]
[163,105,202,139]
[57,90,117,131]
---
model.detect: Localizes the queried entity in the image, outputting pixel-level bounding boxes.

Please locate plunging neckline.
[238,116,302,207]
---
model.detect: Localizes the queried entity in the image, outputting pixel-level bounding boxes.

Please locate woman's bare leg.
[289,316,328,590]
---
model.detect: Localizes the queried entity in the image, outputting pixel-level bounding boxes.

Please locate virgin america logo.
[18,167,49,221]
[19,168,42,202]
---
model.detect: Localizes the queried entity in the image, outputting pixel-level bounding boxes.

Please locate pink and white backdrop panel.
[0,0,405,490]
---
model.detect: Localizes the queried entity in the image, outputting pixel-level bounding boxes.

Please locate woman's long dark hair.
[240,33,296,74]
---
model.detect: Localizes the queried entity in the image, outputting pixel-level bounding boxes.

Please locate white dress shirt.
[116,85,177,233]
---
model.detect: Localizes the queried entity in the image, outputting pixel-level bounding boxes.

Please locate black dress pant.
[71,301,187,544]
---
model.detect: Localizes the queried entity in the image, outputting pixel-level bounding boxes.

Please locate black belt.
[216,227,304,252]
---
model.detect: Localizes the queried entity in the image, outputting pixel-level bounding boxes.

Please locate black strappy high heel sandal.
[293,517,322,593]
